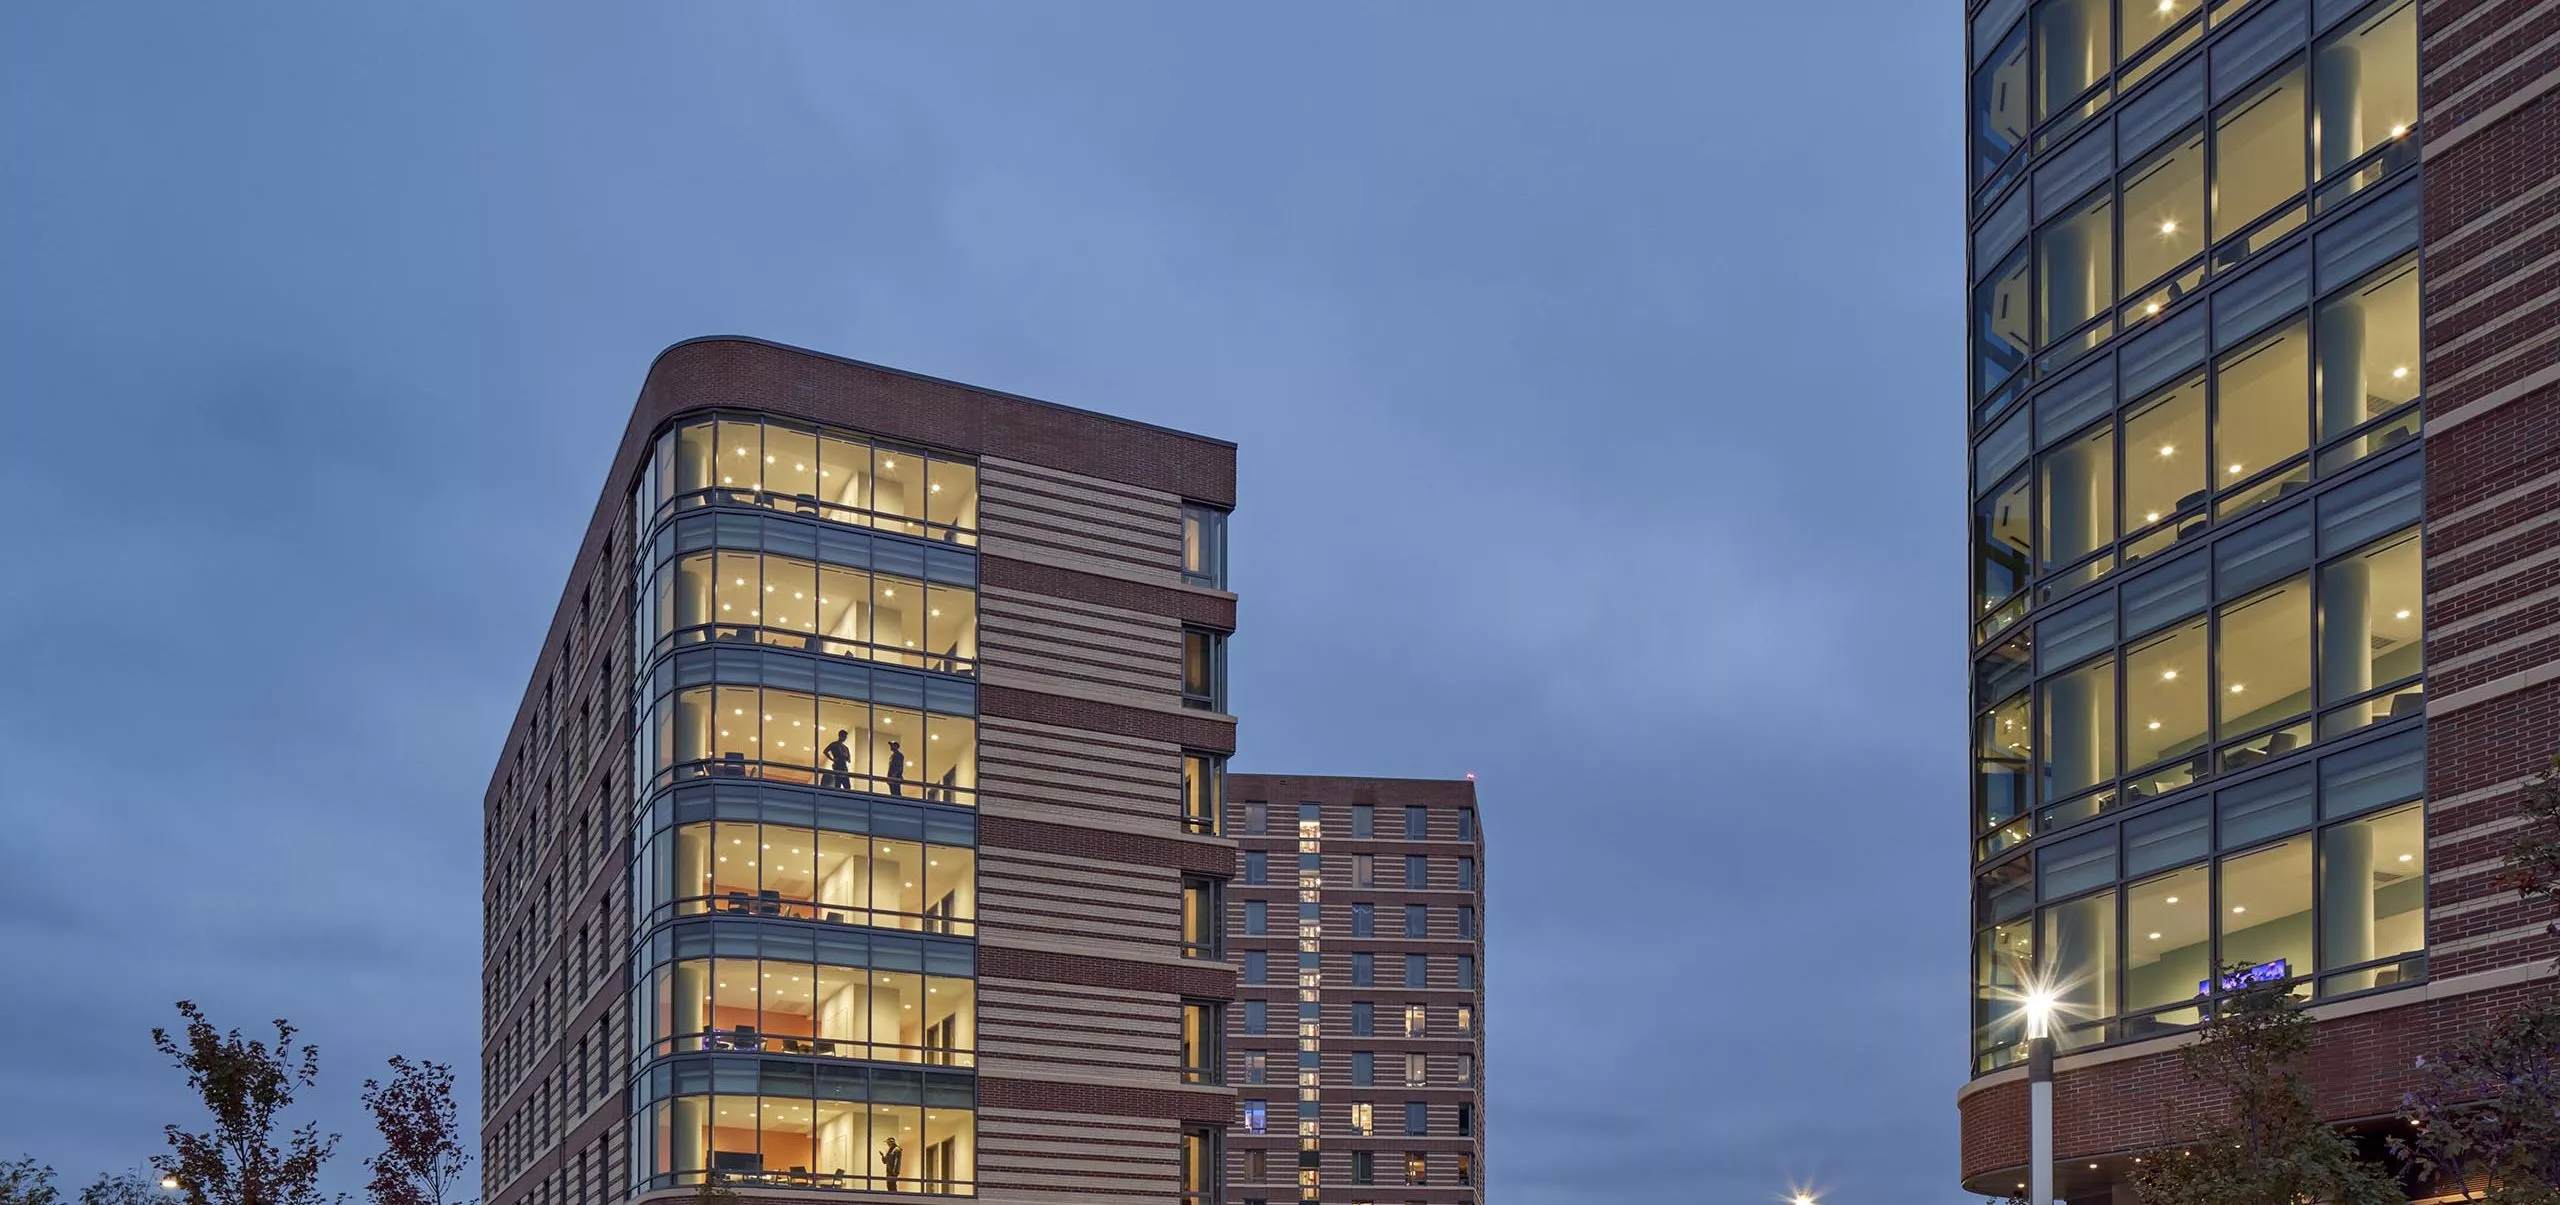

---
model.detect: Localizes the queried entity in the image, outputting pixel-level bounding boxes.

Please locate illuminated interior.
[665,820,976,935]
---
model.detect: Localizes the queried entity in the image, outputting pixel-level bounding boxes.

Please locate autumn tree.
[2129,974,2402,1205]
[149,1001,340,1205]
[77,1171,171,1205]
[359,1059,470,1205]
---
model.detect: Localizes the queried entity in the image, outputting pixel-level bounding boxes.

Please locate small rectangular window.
[1404,904,1428,939]
[1404,805,1428,839]
[1243,1000,1267,1034]
[1244,900,1267,936]
[1243,851,1267,885]
[1405,954,1428,987]
[1405,1149,1429,1184]
[1180,1000,1223,1085]
[1181,876,1224,959]
[1242,799,1267,835]
[1244,1052,1266,1084]
[1180,503,1228,589]
[1352,804,1373,838]
[1458,1102,1475,1137]
[1404,1051,1427,1087]
[1458,857,1477,890]
[1457,808,1476,841]
[1242,1098,1267,1135]
[1405,855,1428,888]
[1353,854,1375,888]
[1352,953,1374,986]
[1351,903,1374,938]
[1456,955,1476,988]
[1351,1051,1375,1086]
[1350,1150,1374,1185]
[1351,1001,1374,1036]
[1181,752,1224,835]
[1404,1003,1427,1037]
[1181,628,1227,711]
[1458,906,1477,939]
[1242,951,1267,985]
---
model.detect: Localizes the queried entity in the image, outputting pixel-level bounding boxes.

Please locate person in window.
[822,731,852,790]
[879,1138,902,1190]
[886,740,906,796]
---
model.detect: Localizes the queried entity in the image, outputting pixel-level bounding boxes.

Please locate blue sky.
[0,4,1964,1202]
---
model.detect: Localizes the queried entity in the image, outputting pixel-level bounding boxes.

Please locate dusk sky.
[0,4,1962,1202]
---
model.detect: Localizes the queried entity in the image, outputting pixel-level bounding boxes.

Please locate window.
[1350,1103,1374,1137]
[1403,1003,1428,1037]
[1242,1000,1266,1034]
[1243,800,1267,835]
[1458,906,1477,938]
[1180,503,1228,589]
[1404,1052,1427,1087]
[2313,2,2417,178]
[2315,259,2420,446]
[2121,129,2205,295]
[1181,752,1223,835]
[1404,1151,1428,1184]
[1974,18,2029,184]
[1352,804,1374,838]
[1244,900,1267,937]
[648,413,981,545]
[1978,471,2033,614]
[1243,951,1267,985]
[1351,903,1374,937]
[1404,904,1427,939]
[646,545,981,674]
[1180,1001,1223,1085]
[1405,954,1428,987]
[1979,690,2033,831]
[1351,1150,1375,1185]
[1241,1098,1266,1135]
[1351,1052,1375,1086]
[1405,855,1428,889]
[2221,836,2314,990]
[633,1081,975,1193]
[2318,528,2423,731]
[1457,808,1476,841]
[2123,616,2208,779]
[1298,801,1321,831]
[647,817,979,935]
[1242,1150,1267,1182]
[2320,803,2425,994]
[2213,64,2307,240]
[2216,319,2310,492]
[1353,855,1376,888]
[1404,805,1428,839]
[1460,1153,1475,1185]
[2040,655,2116,803]
[1456,1004,1472,1032]
[1352,953,1374,986]
[1181,628,1226,711]
[1181,877,1224,959]
[2034,0,2110,120]
[649,683,979,805]
[1456,955,1476,988]
[1181,1126,1221,1204]
[2039,191,2116,345]
[2122,373,2207,536]
[2039,422,2115,570]
[1351,1001,1375,1036]
[2218,574,2313,738]
[1243,852,1267,885]
[1458,857,1476,890]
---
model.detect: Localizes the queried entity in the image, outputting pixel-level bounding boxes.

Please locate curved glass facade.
[1965,0,2425,1073]
[628,413,983,1193]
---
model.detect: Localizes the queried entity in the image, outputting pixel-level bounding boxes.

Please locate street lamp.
[2023,987,2059,1205]
[158,1175,180,1192]
[1792,1195,1817,1205]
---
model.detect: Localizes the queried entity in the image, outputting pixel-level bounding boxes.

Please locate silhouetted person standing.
[880,1137,902,1190]
[822,730,852,790]
[886,740,906,796]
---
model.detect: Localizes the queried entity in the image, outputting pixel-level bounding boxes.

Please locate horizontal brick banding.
[979,944,1234,1000]
[981,554,1236,630]
[980,683,1236,754]
[981,814,1235,877]
[978,1075,1233,1125]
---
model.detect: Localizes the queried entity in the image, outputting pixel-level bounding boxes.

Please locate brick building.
[477,337,1243,1205]
[1959,0,2560,1198]
[1222,776,1487,1205]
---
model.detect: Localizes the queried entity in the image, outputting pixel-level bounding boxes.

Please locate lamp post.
[2025,988,2058,1205]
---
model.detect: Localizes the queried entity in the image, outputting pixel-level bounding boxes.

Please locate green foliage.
[2130,975,2402,1205]
[1,1159,61,1205]
[149,1001,341,1205]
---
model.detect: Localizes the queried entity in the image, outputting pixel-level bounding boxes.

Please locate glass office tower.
[1962,0,2560,1197]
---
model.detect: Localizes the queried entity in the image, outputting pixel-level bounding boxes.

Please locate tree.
[2392,754,2560,1203]
[359,1059,470,1205]
[149,1001,340,1205]
[79,1171,171,1205]
[2130,974,2403,1205]
[1,1159,61,1205]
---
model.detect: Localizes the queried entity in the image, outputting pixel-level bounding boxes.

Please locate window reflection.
[664,820,977,934]
[1974,22,2030,184]
[1981,692,2033,831]
[1978,250,2033,396]
[1979,473,2032,615]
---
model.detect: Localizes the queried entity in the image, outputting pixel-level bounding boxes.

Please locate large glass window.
[2123,373,2208,534]
[657,819,977,935]
[653,548,978,674]
[2123,616,2208,778]
[2319,803,2425,993]
[637,1075,974,1195]
[2121,130,2205,292]
[2218,574,2313,736]
[2039,425,2116,570]
[2318,528,2422,719]
[2215,318,2310,490]
[2212,65,2307,240]
[2124,863,2209,1019]
[1182,752,1224,835]
[653,684,976,805]
[1182,877,1224,959]
[1180,1001,1222,1085]
[1182,628,1227,711]
[2314,258,2421,443]
[1181,503,1228,589]
[2219,836,2314,989]
[2313,1,2418,177]
[1974,20,2030,184]
[1978,250,2034,397]
[2040,193,2116,345]
[650,415,980,545]
[1974,919,2034,1070]
[1978,472,2033,617]
[2041,656,2116,802]
[2035,0,2112,120]
[643,956,976,1066]
[2121,0,2202,57]
[2041,891,2116,1042]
